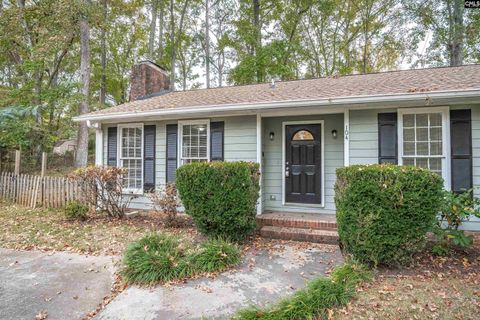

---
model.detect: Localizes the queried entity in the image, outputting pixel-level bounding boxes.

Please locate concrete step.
[259,225,339,244]
[257,214,337,231]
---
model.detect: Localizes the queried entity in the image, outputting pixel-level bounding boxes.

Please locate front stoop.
[257,211,339,244]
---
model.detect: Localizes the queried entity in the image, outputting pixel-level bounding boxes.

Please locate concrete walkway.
[97,242,343,320]
[0,248,116,320]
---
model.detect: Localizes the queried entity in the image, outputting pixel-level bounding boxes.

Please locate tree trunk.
[252,0,261,82]
[100,0,107,105]
[149,0,158,58]
[450,0,464,66]
[170,0,175,90]
[158,0,164,61]
[205,0,210,88]
[75,0,91,168]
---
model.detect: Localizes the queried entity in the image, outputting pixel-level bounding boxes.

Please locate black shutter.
[144,125,156,192]
[166,124,178,182]
[210,121,224,161]
[450,109,472,193]
[378,113,398,164]
[107,127,117,167]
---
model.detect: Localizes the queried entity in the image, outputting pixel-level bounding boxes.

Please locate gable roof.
[75,65,480,122]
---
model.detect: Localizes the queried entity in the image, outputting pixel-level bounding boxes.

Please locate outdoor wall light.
[269,132,275,141]
[331,129,338,139]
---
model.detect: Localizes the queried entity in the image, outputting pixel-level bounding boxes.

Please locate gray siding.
[262,114,344,214]
[348,108,395,165]
[218,115,257,162]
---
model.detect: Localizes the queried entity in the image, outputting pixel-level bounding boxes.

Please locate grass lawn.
[336,246,480,320]
[0,201,198,255]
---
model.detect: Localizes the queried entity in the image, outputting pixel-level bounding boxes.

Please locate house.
[53,139,77,155]
[74,61,480,236]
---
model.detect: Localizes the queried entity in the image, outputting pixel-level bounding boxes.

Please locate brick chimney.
[129,61,170,101]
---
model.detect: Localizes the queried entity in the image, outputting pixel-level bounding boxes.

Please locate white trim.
[256,114,262,216]
[95,127,103,166]
[177,119,211,166]
[397,106,451,190]
[281,120,325,208]
[343,108,350,166]
[117,123,144,195]
[73,89,480,122]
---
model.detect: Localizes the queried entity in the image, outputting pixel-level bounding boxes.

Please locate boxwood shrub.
[335,164,444,266]
[176,161,260,241]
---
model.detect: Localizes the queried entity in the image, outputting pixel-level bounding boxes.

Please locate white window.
[398,107,450,188]
[178,120,210,165]
[118,124,143,193]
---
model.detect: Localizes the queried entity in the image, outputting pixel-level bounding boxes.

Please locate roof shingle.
[83,65,480,119]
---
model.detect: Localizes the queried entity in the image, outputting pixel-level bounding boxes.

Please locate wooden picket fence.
[0,172,87,208]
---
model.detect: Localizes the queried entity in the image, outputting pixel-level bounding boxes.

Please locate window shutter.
[378,113,398,164]
[166,124,178,182]
[210,121,224,161]
[450,109,472,193]
[107,127,117,167]
[144,125,156,192]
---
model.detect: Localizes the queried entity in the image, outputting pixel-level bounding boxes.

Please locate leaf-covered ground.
[0,202,198,255]
[336,246,480,319]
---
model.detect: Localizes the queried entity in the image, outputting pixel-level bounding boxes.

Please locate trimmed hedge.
[176,161,260,242]
[335,164,444,266]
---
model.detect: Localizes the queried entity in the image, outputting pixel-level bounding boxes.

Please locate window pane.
[416,157,428,169]
[181,123,208,162]
[429,113,442,127]
[416,128,428,141]
[430,127,441,141]
[403,114,414,127]
[403,158,414,166]
[430,141,442,155]
[292,130,314,141]
[403,128,414,141]
[430,158,442,172]
[416,114,428,127]
[417,142,428,155]
[404,142,415,155]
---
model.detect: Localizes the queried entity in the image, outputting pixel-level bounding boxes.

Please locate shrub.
[64,201,89,221]
[69,166,137,218]
[432,189,480,254]
[335,164,444,266]
[122,233,241,285]
[148,182,179,227]
[176,161,260,242]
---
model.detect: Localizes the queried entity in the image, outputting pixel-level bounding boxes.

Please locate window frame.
[117,123,144,194]
[397,107,451,190]
[177,119,211,166]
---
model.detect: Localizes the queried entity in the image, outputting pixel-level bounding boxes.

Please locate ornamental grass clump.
[335,164,444,266]
[122,233,241,285]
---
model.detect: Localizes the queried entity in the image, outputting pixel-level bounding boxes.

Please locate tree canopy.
[0,0,478,160]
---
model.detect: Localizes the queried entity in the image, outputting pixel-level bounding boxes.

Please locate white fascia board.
[73,89,480,123]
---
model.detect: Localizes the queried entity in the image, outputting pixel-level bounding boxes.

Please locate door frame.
[282,120,325,208]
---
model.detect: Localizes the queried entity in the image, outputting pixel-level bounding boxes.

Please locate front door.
[285,124,322,204]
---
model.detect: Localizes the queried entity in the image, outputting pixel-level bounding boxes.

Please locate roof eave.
[73,89,480,123]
